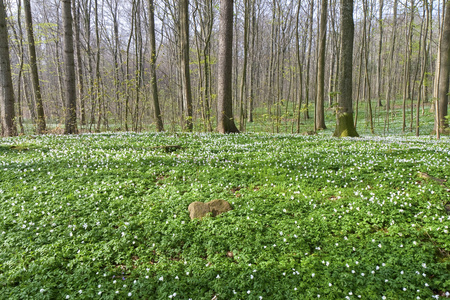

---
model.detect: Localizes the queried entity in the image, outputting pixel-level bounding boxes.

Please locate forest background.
[0,0,450,136]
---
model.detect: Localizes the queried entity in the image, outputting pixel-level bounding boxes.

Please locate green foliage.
[0,133,449,299]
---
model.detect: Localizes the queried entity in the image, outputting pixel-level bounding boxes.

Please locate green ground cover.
[0,133,449,299]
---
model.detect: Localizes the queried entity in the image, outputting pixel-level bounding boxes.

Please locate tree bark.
[217,0,239,133]
[333,0,358,137]
[63,0,78,134]
[239,0,250,132]
[376,0,384,107]
[384,0,397,133]
[24,0,46,134]
[147,0,164,132]
[72,0,85,126]
[437,0,450,133]
[315,0,328,131]
[304,0,314,120]
[0,0,16,136]
[180,0,193,131]
[295,1,304,133]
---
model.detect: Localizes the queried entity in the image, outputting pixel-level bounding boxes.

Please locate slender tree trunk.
[315,0,328,131]
[354,41,364,128]
[402,0,414,132]
[362,0,374,133]
[417,0,430,136]
[305,0,314,120]
[247,0,256,123]
[13,0,25,134]
[376,0,384,107]
[124,3,134,132]
[133,0,143,132]
[24,0,46,134]
[63,0,78,134]
[0,0,17,136]
[147,0,164,132]
[217,0,239,133]
[433,2,445,102]
[384,0,397,133]
[94,0,102,132]
[239,0,250,132]
[180,0,193,131]
[73,0,85,126]
[295,1,304,133]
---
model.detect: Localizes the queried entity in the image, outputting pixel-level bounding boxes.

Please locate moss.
[333,113,359,137]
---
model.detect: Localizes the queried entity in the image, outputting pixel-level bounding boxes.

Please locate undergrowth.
[0,133,449,299]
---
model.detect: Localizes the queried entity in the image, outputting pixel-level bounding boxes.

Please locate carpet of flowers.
[0,132,449,299]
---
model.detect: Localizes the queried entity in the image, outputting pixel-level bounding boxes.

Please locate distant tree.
[62,0,78,134]
[147,0,164,132]
[217,0,239,133]
[333,0,358,137]
[24,0,46,134]
[0,0,17,137]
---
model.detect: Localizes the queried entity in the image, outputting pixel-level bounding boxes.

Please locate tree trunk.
[376,0,384,107]
[0,0,17,136]
[239,0,250,132]
[180,0,193,131]
[295,1,304,133]
[402,0,414,132]
[416,0,430,136]
[24,0,46,134]
[147,0,164,132]
[437,0,450,133]
[315,0,328,131]
[384,0,397,133]
[333,0,358,137]
[63,0,78,134]
[72,0,85,126]
[362,0,374,134]
[247,0,256,123]
[305,0,314,120]
[217,0,239,133]
[94,0,102,132]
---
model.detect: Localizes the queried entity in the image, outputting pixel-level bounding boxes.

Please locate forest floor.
[0,132,449,299]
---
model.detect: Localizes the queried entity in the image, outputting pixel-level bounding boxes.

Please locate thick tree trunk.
[63,0,78,134]
[0,0,17,136]
[437,0,450,133]
[24,0,46,134]
[334,0,358,137]
[217,0,239,134]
